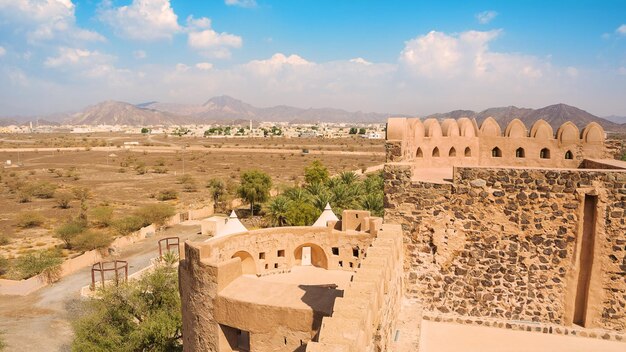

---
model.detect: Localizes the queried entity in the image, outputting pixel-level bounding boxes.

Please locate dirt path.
[0,223,204,352]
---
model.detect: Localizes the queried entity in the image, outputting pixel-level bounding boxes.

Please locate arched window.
[416,147,423,158]
[540,148,550,159]
[449,147,456,157]
[565,150,573,160]
[491,147,502,158]
[464,147,472,157]
[515,147,525,158]
[432,147,440,157]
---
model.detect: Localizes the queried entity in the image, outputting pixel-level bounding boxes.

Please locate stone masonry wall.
[384,164,626,331]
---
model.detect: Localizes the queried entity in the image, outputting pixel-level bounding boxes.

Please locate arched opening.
[232,251,256,275]
[432,147,440,157]
[416,147,423,158]
[464,147,472,157]
[448,147,456,157]
[515,147,525,158]
[565,150,573,160]
[540,148,551,159]
[294,243,328,269]
[491,147,502,158]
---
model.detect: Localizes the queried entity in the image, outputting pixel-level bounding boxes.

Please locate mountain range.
[1,96,625,132]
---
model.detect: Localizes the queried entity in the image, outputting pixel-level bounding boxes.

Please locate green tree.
[91,206,114,228]
[55,219,88,249]
[72,261,182,352]
[304,160,329,185]
[135,204,176,228]
[266,196,289,226]
[338,171,359,185]
[362,192,384,217]
[113,216,145,236]
[237,170,272,216]
[358,128,366,134]
[285,201,319,226]
[349,127,357,134]
[207,178,225,212]
[14,250,63,281]
[141,127,151,134]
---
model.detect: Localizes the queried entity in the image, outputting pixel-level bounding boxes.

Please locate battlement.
[386,117,607,168]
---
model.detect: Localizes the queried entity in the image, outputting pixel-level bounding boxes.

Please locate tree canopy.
[72,260,182,352]
[237,170,272,216]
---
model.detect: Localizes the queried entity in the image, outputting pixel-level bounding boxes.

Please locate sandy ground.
[419,320,626,352]
[0,223,205,352]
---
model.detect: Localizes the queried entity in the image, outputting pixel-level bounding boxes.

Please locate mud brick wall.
[384,163,626,331]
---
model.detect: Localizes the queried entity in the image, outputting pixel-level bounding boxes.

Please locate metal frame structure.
[90,260,128,290]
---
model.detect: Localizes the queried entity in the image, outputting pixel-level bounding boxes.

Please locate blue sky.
[0,0,625,116]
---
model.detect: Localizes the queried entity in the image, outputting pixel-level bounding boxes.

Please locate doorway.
[301,246,312,266]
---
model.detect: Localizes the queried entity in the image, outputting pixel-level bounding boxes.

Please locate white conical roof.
[216,210,248,237]
[312,203,339,227]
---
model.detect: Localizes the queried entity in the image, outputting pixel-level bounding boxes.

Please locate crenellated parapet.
[386,117,606,168]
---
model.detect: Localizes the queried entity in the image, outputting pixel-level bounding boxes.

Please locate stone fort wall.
[386,117,607,168]
[384,163,626,333]
[307,224,403,352]
[179,211,403,352]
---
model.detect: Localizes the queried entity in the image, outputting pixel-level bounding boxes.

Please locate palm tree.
[266,196,290,226]
[339,171,358,185]
[362,192,384,217]
[283,187,311,203]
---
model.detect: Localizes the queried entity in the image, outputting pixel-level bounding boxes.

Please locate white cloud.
[399,29,545,81]
[195,62,213,70]
[187,19,242,58]
[617,24,626,36]
[349,57,372,65]
[99,0,181,41]
[0,46,6,57]
[133,50,147,59]
[225,0,257,8]
[476,10,498,24]
[0,0,105,43]
[44,47,109,67]
[244,53,313,76]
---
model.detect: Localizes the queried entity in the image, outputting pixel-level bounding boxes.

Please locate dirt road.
[0,223,204,352]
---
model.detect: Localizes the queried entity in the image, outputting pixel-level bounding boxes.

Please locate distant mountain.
[67,101,194,126]
[604,115,626,124]
[140,95,389,124]
[427,103,626,132]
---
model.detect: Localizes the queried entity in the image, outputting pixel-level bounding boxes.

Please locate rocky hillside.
[66,101,194,126]
[427,103,626,132]
[141,95,389,124]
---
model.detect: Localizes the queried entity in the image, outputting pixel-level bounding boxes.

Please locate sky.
[0,0,625,117]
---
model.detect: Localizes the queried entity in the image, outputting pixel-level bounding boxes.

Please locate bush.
[29,182,57,199]
[14,250,63,281]
[135,204,175,227]
[0,235,9,246]
[74,230,113,252]
[113,216,145,236]
[16,212,45,228]
[90,206,114,228]
[55,191,73,209]
[55,219,88,249]
[72,261,182,351]
[157,189,178,201]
